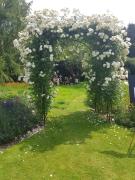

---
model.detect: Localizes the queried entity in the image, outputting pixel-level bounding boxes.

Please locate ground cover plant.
[0,84,135,180]
[0,83,40,144]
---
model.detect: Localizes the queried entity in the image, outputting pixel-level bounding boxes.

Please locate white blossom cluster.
[13,8,130,88]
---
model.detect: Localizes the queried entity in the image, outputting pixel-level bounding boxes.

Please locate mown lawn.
[0,83,28,100]
[0,84,135,180]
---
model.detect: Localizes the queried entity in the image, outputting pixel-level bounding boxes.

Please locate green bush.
[0,97,40,144]
[114,81,135,128]
[115,105,135,128]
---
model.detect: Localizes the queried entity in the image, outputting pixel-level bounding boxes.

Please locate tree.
[127,24,135,57]
[0,0,31,82]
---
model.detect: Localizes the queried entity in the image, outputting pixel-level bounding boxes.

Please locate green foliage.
[0,0,30,82]
[0,97,39,144]
[55,60,83,81]
[54,40,88,81]
[55,39,90,62]
[114,81,135,128]
[28,35,55,125]
[115,81,129,110]
[85,40,121,116]
[0,56,10,82]
[115,105,135,128]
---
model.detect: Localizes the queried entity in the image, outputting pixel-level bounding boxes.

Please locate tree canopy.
[0,0,31,82]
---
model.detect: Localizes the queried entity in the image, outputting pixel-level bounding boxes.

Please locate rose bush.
[13,9,130,123]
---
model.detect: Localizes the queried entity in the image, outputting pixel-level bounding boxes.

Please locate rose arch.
[14,9,130,125]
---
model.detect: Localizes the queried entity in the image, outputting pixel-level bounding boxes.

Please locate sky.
[26,0,135,25]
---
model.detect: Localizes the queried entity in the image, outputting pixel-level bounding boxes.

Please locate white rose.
[50,54,54,61]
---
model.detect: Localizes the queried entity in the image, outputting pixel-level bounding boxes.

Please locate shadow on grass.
[101,150,135,158]
[20,110,110,153]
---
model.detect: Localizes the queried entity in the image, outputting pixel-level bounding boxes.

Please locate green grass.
[0,83,28,100]
[0,84,135,180]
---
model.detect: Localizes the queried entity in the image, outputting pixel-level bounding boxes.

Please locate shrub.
[115,105,135,128]
[114,81,135,128]
[0,97,40,144]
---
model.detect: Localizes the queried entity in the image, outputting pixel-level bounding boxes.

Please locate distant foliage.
[0,0,31,82]
[114,82,135,128]
[55,60,83,82]
[115,105,135,128]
